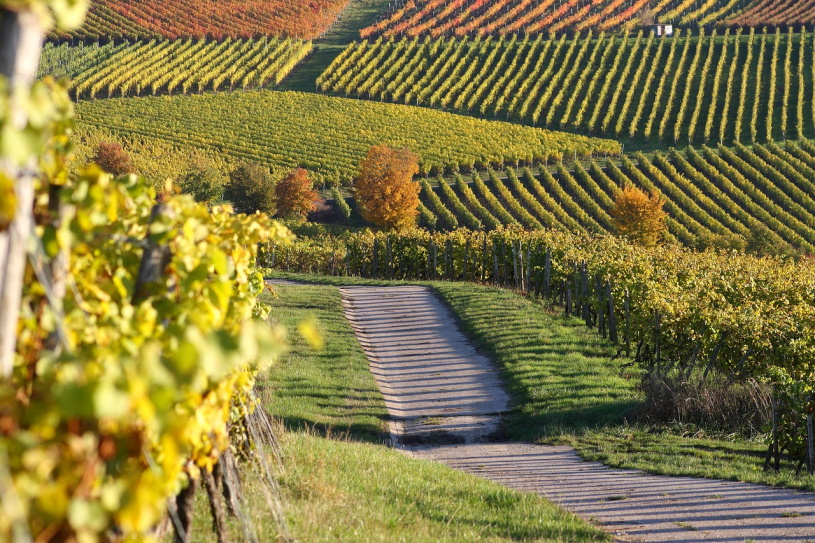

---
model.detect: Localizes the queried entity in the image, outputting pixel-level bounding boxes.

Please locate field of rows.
[322,29,814,146]
[75,91,619,185]
[361,0,814,39]
[49,0,351,41]
[416,140,815,253]
[39,38,312,99]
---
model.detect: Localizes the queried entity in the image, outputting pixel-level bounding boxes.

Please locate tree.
[353,144,420,230]
[223,162,276,215]
[610,185,667,247]
[92,141,134,176]
[179,157,224,206]
[275,168,317,221]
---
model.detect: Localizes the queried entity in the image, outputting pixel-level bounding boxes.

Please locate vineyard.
[321,28,814,145]
[415,140,815,253]
[74,90,620,186]
[264,228,815,469]
[361,0,814,39]
[48,0,352,41]
[39,38,312,99]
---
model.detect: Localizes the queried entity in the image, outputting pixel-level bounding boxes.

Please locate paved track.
[341,285,815,542]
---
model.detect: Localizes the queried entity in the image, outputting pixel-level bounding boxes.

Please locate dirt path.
[341,285,815,542]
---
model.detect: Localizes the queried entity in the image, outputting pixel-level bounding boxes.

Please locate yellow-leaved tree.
[353,144,420,230]
[610,185,667,247]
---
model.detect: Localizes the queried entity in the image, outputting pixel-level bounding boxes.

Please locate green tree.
[223,162,275,215]
[179,158,224,206]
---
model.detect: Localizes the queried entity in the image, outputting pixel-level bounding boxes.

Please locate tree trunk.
[0,8,46,377]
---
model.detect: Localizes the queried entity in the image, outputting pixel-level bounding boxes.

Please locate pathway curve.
[341,285,815,542]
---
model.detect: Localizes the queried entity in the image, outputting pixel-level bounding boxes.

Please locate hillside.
[49,0,352,40]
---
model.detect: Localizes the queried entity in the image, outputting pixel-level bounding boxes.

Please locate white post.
[0,7,45,377]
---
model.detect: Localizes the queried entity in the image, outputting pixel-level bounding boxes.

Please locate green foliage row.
[266,227,815,464]
[410,142,815,255]
[75,90,619,186]
[40,37,312,99]
[320,29,815,145]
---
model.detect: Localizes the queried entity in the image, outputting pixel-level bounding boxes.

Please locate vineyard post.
[581,262,590,325]
[386,236,392,279]
[133,203,174,304]
[808,399,814,475]
[774,395,781,471]
[445,238,452,281]
[596,275,606,337]
[525,247,531,294]
[432,240,437,280]
[606,281,618,344]
[480,233,486,283]
[573,263,580,316]
[565,288,572,317]
[330,251,336,276]
[463,240,469,282]
[501,242,508,287]
[624,288,631,356]
[543,249,552,299]
[344,249,350,277]
[492,239,499,285]
[0,7,46,376]
[654,310,661,373]
[512,242,519,289]
[372,238,379,278]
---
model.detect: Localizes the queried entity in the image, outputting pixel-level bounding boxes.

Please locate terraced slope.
[320,28,813,146]
[417,141,815,253]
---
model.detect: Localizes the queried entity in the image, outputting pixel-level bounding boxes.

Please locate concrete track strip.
[341,285,815,542]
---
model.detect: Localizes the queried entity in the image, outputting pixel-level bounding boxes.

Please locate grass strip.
[183,282,609,541]
[273,272,815,491]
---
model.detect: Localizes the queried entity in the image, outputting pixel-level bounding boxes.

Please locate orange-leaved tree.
[610,185,667,247]
[275,167,317,220]
[353,144,420,230]
[92,142,135,176]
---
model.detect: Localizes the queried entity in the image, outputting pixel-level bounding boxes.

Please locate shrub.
[91,141,134,176]
[331,186,352,223]
[610,185,667,247]
[178,158,224,205]
[353,144,420,230]
[275,168,317,221]
[224,162,276,215]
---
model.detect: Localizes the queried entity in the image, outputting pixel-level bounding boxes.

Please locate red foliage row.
[361,0,815,39]
[52,0,351,40]
[726,0,815,27]
[361,0,661,38]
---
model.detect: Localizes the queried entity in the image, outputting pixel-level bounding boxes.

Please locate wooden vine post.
[0,7,46,377]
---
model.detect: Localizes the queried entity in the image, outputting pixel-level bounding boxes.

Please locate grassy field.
[181,283,609,542]
[272,272,815,493]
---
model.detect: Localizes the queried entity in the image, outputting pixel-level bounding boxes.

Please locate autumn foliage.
[275,168,317,220]
[353,145,420,230]
[610,185,667,247]
[92,142,134,176]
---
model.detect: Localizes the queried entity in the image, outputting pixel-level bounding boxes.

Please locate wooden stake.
[0,8,45,376]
